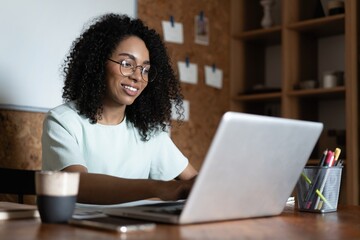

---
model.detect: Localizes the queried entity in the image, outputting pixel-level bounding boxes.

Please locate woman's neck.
[98,104,126,125]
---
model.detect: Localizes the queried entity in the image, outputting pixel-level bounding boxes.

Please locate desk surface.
[1,205,360,240]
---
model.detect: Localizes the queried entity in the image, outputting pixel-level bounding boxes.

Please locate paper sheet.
[162,21,184,44]
[205,65,223,89]
[178,62,198,84]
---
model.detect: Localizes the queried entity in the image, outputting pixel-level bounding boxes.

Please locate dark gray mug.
[35,171,80,223]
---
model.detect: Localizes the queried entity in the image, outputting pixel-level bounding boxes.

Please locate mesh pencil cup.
[296,166,343,213]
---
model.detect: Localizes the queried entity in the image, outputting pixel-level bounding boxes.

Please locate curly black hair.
[62,13,184,141]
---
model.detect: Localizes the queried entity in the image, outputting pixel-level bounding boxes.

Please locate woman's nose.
[130,66,143,82]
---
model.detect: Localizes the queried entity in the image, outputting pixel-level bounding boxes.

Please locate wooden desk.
[1,205,359,239]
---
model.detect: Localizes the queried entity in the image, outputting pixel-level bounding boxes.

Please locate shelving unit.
[230,0,359,205]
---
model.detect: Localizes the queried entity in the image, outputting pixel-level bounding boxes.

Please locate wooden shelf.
[234,86,346,101]
[287,14,345,37]
[234,26,282,45]
[288,86,346,98]
[230,0,358,205]
[233,92,281,101]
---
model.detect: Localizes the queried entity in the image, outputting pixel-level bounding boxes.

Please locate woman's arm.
[176,163,198,180]
[63,164,196,204]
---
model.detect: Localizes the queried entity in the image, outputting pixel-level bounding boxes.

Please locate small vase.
[260,0,275,28]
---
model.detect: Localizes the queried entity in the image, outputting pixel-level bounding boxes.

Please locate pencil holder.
[296,166,343,213]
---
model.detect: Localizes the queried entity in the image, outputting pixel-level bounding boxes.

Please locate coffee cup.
[35,171,80,223]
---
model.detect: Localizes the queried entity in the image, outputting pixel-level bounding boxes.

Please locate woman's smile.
[121,82,139,96]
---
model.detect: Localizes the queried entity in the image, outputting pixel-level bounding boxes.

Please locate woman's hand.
[157,162,198,200]
[157,176,196,201]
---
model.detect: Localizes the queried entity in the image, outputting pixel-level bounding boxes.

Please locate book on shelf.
[0,201,39,220]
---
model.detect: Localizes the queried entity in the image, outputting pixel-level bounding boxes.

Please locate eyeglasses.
[108,58,157,83]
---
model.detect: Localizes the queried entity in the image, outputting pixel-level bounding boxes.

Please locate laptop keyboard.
[145,202,184,215]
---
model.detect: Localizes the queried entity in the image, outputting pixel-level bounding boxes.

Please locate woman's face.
[104,36,150,107]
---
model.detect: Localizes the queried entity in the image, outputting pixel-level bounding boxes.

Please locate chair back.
[0,168,37,203]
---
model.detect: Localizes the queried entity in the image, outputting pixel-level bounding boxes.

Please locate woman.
[42,14,197,204]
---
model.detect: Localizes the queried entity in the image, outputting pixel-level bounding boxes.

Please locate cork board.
[138,0,231,169]
[0,0,230,177]
[0,110,44,203]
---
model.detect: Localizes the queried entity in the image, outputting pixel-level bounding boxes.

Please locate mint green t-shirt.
[42,102,188,180]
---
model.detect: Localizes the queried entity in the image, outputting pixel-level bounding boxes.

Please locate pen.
[333,148,341,166]
[317,201,324,210]
[315,189,333,209]
[314,168,331,209]
[301,171,331,210]
[319,149,328,166]
[336,159,343,166]
[303,149,329,208]
[301,173,311,185]
[325,150,334,167]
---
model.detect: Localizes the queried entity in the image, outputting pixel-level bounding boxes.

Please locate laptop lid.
[105,112,323,224]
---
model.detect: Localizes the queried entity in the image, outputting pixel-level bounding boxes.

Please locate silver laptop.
[104,112,323,224]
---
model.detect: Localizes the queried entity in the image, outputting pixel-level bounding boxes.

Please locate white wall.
[0,0,136,112]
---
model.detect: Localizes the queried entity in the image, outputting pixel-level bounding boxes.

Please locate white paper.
[178,62,198,84]
[171,99,190,121]
[162,21,184,44]
[205,65,223,89]
[73,200,177,219]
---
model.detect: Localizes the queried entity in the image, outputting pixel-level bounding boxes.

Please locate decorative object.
[299,80,317,90]
[322,71,344,88]
[328,0,345,15]
[314,0,326,18]
[260,0,275,28]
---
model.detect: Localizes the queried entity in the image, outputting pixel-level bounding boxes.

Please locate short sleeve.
[149,132,189,180]
[42,111,86,171]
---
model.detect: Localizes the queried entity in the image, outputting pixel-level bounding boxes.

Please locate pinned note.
[177,60,198,84]
[205,65,223,89]
[162,16,184,44]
